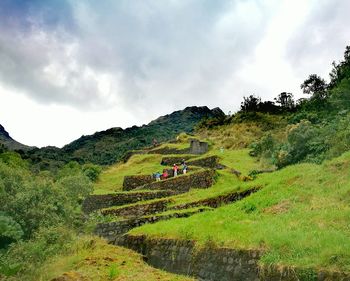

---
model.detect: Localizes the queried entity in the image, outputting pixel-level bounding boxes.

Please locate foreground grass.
[31,236,194,281]
[131,152,350,272]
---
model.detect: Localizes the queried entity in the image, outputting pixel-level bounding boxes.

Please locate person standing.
[173,164,179,177]
[155,172,161,181]
[182,163,188,174]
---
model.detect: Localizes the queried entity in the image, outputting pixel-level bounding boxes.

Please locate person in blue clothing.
[155,171,161,181]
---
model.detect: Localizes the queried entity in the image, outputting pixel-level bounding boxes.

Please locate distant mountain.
[62,106,225,165]
[2,106,225,167]
[0,124,30,151]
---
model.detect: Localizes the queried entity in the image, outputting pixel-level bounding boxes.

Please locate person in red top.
[162,169,169,180]
[173,164,179,177]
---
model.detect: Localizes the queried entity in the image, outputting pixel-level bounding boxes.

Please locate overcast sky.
[0,0,349,148]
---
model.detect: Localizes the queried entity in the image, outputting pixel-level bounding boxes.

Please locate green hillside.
[1,45,350,280]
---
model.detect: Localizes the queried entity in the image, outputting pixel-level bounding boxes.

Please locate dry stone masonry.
[95,207,211,242]
[115,235,350,281]
[82,190,175,213]
[134,170,216,192]
[101,198,172,218]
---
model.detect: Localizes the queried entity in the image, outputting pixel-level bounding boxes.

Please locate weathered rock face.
[82,190,175,213]
[101,199,171,218]
[132,170,216,192]
[189,139,208,154]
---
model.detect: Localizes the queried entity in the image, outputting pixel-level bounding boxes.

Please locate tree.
[240,95,261,112]
[329,45,350,89]
[274,92,295,110]
[301,74,328,100]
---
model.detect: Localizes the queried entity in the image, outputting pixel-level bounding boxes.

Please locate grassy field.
[131,152,350,272]
[94,154,165,194]
[30,236,194,281]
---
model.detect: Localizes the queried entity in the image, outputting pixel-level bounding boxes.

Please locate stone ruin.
[189,139,208,154]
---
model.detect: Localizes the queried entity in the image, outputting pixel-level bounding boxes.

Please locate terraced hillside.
[81,133,350,281]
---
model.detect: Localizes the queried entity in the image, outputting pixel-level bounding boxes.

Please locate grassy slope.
[31,236,194,281]
[94,154,165,194]
[131,152,350,272]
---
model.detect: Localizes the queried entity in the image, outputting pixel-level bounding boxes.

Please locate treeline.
[200,45,350,168]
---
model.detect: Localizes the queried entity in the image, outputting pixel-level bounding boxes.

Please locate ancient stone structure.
[101,199,171,218]
[133,170,216,192]
[95,207,210,242]
[115,235,261,281]
[160,156,193,166]
[123,175,154,191]
[189,139,208,154]
[115,235,350,281]
[82,190,175,213]
[170,186,261,210]
[187,156,219,169]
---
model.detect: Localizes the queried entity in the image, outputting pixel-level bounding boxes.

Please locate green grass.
[28,236,195,281]
[94,154,165,194]
[131,152,350,273]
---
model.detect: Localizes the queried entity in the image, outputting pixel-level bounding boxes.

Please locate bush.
[82,163,102,182]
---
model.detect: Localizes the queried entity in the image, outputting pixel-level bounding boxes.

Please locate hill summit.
[0,124,29,151]
[62,106,224,165]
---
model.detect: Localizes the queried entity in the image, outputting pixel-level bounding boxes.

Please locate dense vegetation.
[0,150,95,279]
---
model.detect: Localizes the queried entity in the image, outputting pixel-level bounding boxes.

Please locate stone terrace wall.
[123,175,154,191]
[187,156,219,169]
[161,156,193,166]
[171,186,261,210]
[115,235,350,281]
[101,199,171,218]
[148,146,190,155]
[115,235,261,281]
[134,170,216,192]
[82,190,175,213]
[95,208,209,242]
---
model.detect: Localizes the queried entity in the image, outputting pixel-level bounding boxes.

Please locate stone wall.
[161,156,193,166]
[115,235,350,281]
[101,199,171,218]
[115,235,261,281]
[82,190,175,213]
[148,146,190,155]
[187,156,219,169]
[123,175,155,191]
[171,186,261,210]
[189,139,208,154]
[133,170,216,192]
[95,208,209,242]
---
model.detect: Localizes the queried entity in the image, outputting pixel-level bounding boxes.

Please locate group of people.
[153,159,188,182]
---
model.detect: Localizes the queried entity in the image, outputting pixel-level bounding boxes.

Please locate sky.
[0,0,349,148]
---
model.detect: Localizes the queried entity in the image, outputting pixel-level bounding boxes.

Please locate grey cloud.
[0,0,272,111]
[286,0,350,80]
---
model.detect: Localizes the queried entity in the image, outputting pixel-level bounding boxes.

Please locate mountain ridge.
[1,106,224,167]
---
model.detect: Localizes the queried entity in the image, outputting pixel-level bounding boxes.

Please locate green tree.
[301,74,328,100]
